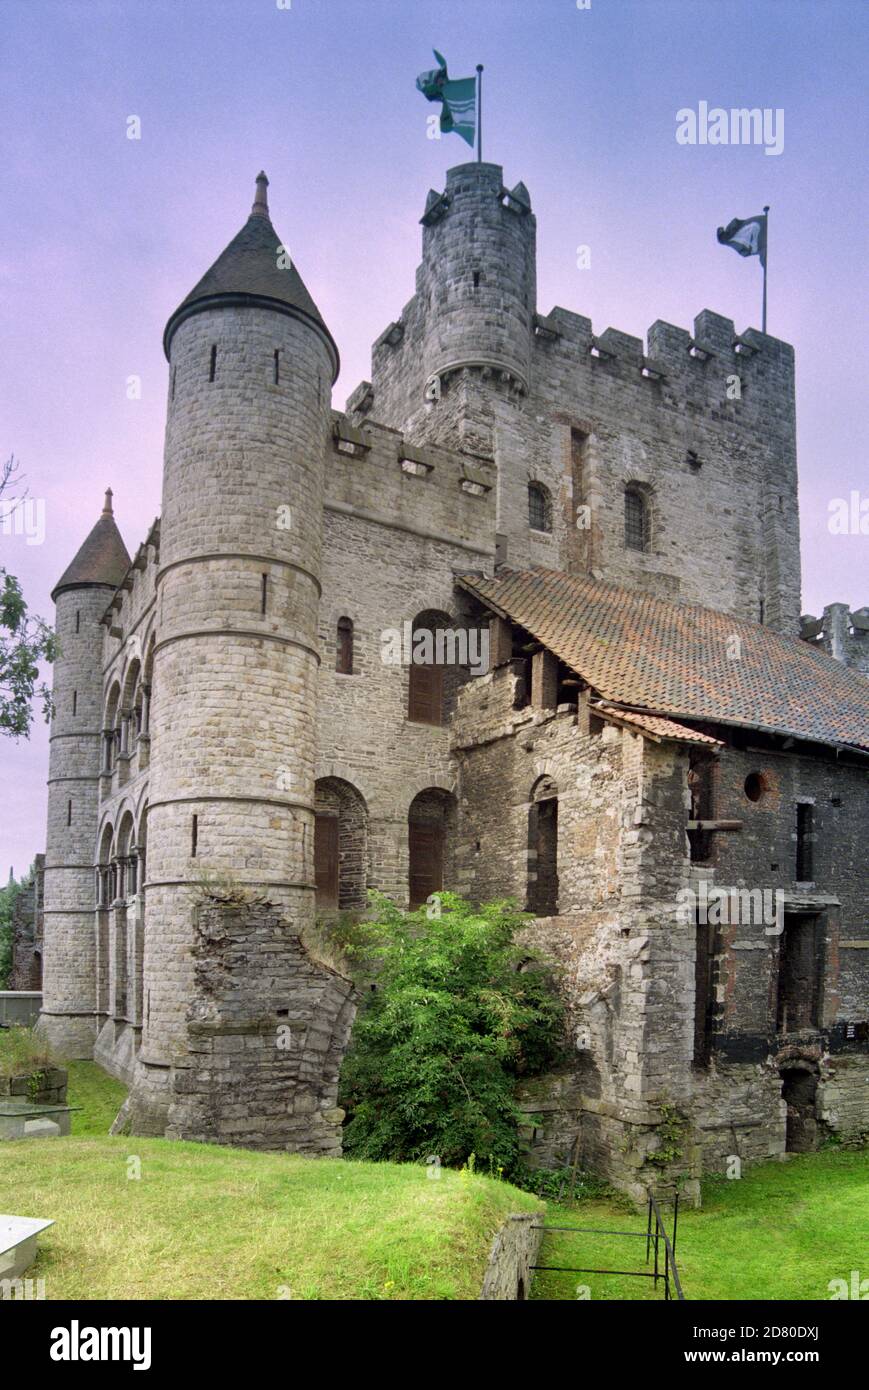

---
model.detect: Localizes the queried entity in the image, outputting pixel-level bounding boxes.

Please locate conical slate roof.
[52,490,131,602]
[163,172,338,377]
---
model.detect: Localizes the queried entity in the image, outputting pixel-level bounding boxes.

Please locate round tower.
[132,173,341,1134]
[41,491,131,1055]
[419,161,536,393]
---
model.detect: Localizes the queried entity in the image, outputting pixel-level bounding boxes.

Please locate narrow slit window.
[72,690,77,716]
[336,616,354,674]
[75,610,80,633]
[796,803,814,881]
[67,799,72,826]
[261,573,268,615]
[274,350,280,384]
[208,345,217,381]
[171,367,176,400]
[191,815,198,858]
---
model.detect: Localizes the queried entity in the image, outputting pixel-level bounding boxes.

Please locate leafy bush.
[339,893,564,1175]
[512,1164,614,1203]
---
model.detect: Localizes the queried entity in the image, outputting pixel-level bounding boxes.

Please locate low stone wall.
[0,1066,67,1105]
[479,1211,544,1300]
[0,993,43,1028]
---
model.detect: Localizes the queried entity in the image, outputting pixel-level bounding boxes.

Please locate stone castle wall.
[367,161,800,634]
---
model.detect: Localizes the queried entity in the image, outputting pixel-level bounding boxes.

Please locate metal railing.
[531,1191,685,1301]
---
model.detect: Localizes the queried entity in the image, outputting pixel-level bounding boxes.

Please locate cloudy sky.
[1,0,866,876]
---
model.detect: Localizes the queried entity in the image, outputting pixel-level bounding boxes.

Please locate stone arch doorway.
[779,1059,819,1153]
[408,788,456,909]
[314,777,369,914]
[527,776,559,916]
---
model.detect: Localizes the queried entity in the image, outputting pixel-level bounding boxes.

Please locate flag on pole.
[716,212,767,266]
[416,49,477,147]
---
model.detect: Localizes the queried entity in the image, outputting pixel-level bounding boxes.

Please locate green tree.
[339,893,564,1174]
[0,456,57,737]
[0,871,22,989]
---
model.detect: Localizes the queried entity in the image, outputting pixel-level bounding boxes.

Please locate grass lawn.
[0,1130,540,1300]
[531,1146,869,1301]
[6,1060,866,1300]
[67,1060,129,1137]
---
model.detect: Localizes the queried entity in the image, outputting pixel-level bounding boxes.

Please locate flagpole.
[762,205,769,333]
[476,65,483,163]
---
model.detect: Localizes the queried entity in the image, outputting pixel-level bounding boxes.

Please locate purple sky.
[1,0,867,877]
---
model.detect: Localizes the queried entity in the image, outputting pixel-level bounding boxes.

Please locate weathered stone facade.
[801,604,869,675]
[39,162,867,1193]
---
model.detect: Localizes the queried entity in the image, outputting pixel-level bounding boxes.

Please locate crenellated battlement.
[326,411,496,557]
[535,305,794,387]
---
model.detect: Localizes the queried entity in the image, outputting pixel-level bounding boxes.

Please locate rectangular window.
[75,610,80,633]
[796,803,814,880]
[693,919,717,1065]
[688,755,715,863]
[191,815,198,858]
[208,345,217,381]
[314,813,339,909]
[261,574,268,615]
[72,690,78,716]
[67,799,72,826]
[274,350,280,384]
[776,914,822,1031]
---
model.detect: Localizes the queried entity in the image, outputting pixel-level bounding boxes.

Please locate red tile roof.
[593,704,723,746]
[458,568,869,753]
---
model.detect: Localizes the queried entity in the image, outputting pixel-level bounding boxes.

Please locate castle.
[39,163,869,1199]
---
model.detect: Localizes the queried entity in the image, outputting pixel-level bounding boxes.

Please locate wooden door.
[408,663,443,725]
[408,822,444,908]
[315,814,339,909]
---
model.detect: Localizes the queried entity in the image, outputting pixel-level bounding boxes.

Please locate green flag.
[416,49,476,147]
[717,212,767,267]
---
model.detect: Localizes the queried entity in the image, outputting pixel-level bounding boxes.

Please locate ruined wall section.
[452,672,703,1198]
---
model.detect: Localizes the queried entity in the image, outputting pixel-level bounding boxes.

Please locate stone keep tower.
[42,493,130,1054]
[371,160,536,551]
[128,174,355,1149]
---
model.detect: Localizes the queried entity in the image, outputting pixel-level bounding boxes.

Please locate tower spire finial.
[251,170,270,220]
[103,488,113,516]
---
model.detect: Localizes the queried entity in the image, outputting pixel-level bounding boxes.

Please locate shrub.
[339,893,564,1174]
[0,1025,56,1079]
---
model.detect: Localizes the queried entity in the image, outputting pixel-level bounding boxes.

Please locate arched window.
[527,777,559,916]
[314,777,368,912]
[624,486,650,551]
[407,610,451,726]
[528,482,552,533]
[336,617,354,674]
[408,788,456,908]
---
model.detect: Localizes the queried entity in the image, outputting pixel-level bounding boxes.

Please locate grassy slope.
[9,1062,866,1300]
[531,1147,869,1301]
[3,1064,540,1300]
